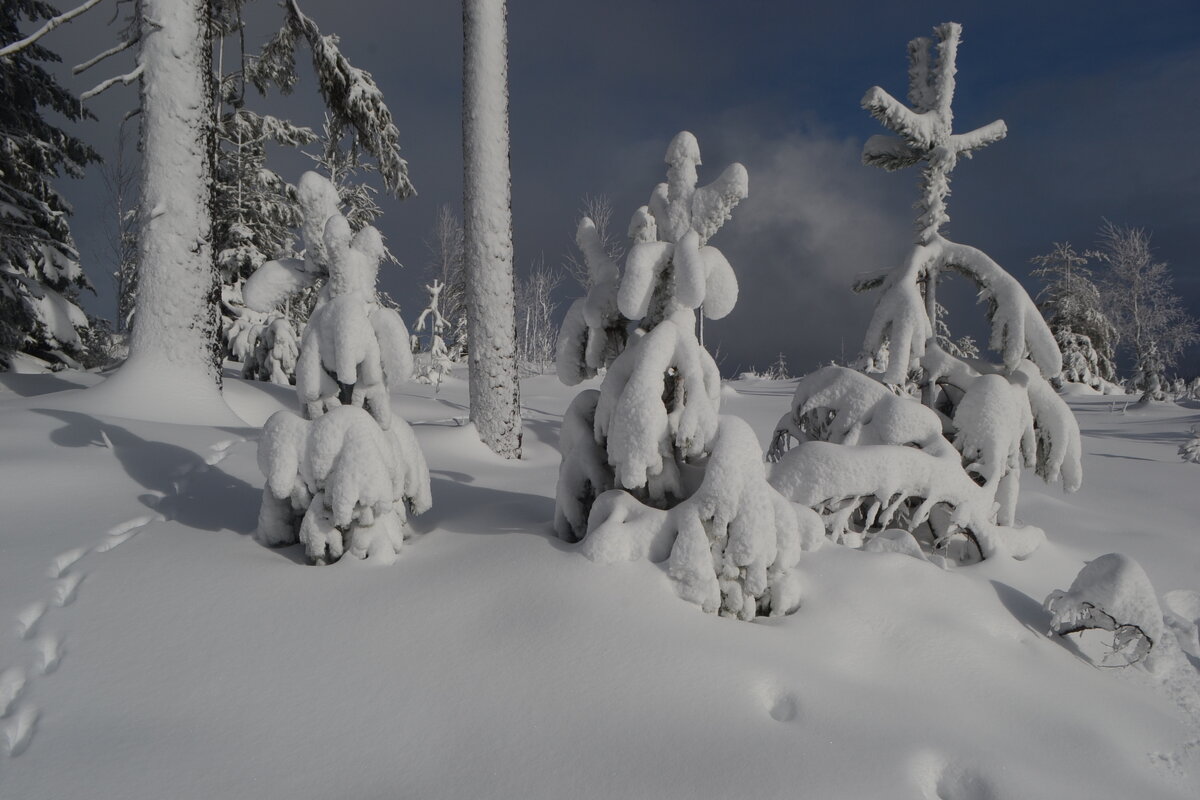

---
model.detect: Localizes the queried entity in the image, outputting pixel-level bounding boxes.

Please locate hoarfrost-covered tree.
[414,278,453,390]
[463,0,521,458]
[424,204,467,360]
[0,0,101,369]
[256,176,427,565]
[770,23,1080,562]
[1091,221,1198,402]
[554,132,812,621]
[1030,241,1116,388]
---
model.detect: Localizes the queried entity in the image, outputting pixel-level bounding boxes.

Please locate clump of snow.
[1045,553,1165,668]
[583,418,816,620]
[555,218,628,386]
[1178,427,1200,464]
[553,390,614,542]
[768,365,953,461]
[256,406,430,565]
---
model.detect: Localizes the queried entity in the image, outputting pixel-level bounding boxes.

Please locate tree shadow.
[989,579,1048,635]
[414,472,569,552]
[0,372,94,397]
[33,408,260,537]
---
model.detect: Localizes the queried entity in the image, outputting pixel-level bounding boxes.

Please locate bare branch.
[0,0,107,59]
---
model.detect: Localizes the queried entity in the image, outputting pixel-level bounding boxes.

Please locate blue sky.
[42,0,1200,375]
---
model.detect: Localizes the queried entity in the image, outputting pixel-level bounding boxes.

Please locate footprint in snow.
[0,669,25,717]
[914,754,998,800]
[15,603,46,640]
[3,705,39,757]
[755,682,801,722]
[51,572,84,608]
[48,547,88,579]
[34,635,63,676]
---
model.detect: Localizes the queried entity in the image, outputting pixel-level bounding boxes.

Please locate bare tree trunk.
[462,0,521,458]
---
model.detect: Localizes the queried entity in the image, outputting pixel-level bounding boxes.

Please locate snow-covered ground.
[0,368,1197,799]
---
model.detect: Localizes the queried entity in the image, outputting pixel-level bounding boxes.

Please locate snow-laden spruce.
[1045,553,1165,668]
[553,133,809,620]
[0,1,99,369]
[257,405,430,565]
[771,24,1080,562]
[254,173,427,565]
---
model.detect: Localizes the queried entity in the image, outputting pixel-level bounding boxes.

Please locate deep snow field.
[1,366,1198,799]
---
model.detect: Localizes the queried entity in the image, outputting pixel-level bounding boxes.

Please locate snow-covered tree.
[0,0,101,369]
[771,23,1080,562]
[1179,426,1200,464]
[424,204,467,361]
[463,0,521,459]
[211,6,317,365]
[256,180,427,564]
[1030,241,1116,387]
[554,132,808,620]
[562,193,623,291]
[414,278,453,390]
[249,0,414,200]
[1091,221,1198,402]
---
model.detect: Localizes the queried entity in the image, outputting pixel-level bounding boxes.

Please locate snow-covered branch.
[73,35,138,75]
[0,0,106,59]
[81,64,143,101]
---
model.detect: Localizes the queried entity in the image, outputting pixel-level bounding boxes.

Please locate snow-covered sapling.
[414,279,454,391]
[257,405,430,564]
[1045,553,1164,668]
[771,24,1080,561]
[1179,427,1200,464]
[555,132,810,620]
[254,174,426,564]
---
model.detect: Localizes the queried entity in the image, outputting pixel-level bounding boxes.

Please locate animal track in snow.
[755,681,801,722]
[15,603,46,640]
[914,754,998,800]
[3,434,240,758]
[48,547,88,579]
[3,705,39,757]
[0,669,25,717]
[34,635,63,676]
[51,572,84,607]
[768,692,800,722]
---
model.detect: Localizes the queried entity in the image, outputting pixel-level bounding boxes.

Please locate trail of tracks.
[1,436,245,758]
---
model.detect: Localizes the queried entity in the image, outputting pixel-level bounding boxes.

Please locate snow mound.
[1045,553,1164,668]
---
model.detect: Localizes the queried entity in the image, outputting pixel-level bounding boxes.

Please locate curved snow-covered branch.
[73,35,138,75]
[938,238,1062,377]
[0,0,106,59]
[81,63,144,101]
[861,85,935,149]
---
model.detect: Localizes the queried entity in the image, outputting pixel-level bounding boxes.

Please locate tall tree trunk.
[462,0,521,458]
[92,0,234,424]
